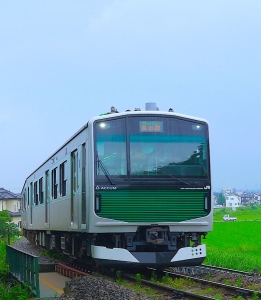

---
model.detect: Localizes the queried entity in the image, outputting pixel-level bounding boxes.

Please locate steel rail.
[201,264,259,277]
[122,273,215,300]
[165,269,261,298]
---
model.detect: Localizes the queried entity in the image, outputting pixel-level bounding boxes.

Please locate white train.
[21,103,212,268]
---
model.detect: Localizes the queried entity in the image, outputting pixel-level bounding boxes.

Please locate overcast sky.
[1,1,260,193]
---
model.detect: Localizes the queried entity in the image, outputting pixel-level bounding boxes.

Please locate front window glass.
[129,117,209,178]
[95,118,127,177]
[95,116,210,182]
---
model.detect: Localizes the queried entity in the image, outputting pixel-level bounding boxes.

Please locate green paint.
[97,190,208,222]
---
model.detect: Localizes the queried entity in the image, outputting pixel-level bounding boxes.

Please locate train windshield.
[96,118,127,179]
[95,116,210,182]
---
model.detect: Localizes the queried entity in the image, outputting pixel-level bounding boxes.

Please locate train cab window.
[128,117,209,178]
[60,161,67,197]
[52,168,58,199]
[95,118,127,179]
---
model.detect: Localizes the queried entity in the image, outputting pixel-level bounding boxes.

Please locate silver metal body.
[21,108,213,268]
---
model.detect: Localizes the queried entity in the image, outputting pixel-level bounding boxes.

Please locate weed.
[39,249,49,256]
[115,270,122,284]
[135,273,142,290]
[224,279,232,286]
[39,248,65,261]
[162,272,172,285]
[0,280,32,300]
[236,277,242,287]
[232,296,243,300]
[252,291,259,300]
[198,287,214,296]
[150,270,157,282]
[52,253,59,259]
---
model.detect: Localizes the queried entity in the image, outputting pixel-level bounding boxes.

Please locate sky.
[1,1,261,193]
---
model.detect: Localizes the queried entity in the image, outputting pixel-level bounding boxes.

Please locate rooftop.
[0,188,21,200]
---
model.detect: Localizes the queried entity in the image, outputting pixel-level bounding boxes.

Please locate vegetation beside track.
[204,206,261,271]
[0,210,32,299]
[0,239,32,300]
[213,205,261,222]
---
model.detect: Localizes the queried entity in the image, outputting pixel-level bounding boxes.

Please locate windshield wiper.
[97,153,115,185]
[157,169,189,185]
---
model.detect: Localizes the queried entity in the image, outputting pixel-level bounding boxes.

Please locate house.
[222,186,234,196]
[254,193,261,204]
[0,187,21,228]
[240,192,255,206]
[225,194,241,208]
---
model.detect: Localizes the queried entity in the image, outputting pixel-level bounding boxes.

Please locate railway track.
[160,268,261,299]
[121,272,215,300]
[172,264,259,278]
[55,262,214,299]
[55,262,261,300]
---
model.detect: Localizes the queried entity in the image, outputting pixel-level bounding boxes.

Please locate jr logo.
[204,186,211,190]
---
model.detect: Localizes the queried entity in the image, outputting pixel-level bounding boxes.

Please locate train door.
[81,143,87,227]
[45,170,50,227]
[71,150,78,226]
[27,187,29,225]
[30,182,33,226]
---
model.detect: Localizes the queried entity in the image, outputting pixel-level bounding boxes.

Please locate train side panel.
[22,127,90,233]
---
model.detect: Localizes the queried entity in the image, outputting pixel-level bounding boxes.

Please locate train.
[21,102,213,268]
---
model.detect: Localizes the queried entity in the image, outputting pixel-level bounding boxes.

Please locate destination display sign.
[139,121,163,132]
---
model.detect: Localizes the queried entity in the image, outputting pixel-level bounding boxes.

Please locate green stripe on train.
[96,190,208,222]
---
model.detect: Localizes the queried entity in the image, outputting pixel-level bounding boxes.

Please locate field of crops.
[204,206,261,272]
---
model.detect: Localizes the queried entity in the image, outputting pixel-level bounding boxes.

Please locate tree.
[0,210,19,239]
[217,193,226,206]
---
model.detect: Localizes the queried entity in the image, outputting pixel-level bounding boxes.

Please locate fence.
[6,245,40,298]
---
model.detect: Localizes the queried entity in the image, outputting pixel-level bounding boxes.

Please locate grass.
[204,206,261,271]
[0,239,32,300]
[213,205,261,222]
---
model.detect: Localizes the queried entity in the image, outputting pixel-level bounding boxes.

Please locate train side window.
[60,161,67,197]
[30,182,33,207]
[39,177,44,204]
[34,181,39,205]
[52,168,58,199]
[23,192,26,211]
[72,151,78,192]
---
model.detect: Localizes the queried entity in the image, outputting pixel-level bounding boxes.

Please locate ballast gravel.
[12,238,171,300]
[12,237,59,264]
[59,276,157,300]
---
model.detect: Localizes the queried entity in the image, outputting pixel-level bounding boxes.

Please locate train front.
[89,107,212,268]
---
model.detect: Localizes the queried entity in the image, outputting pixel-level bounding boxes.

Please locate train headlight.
[98,122,110,129]
[192,124,202,130]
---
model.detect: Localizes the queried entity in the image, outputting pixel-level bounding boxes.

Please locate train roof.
[90,107,208,124]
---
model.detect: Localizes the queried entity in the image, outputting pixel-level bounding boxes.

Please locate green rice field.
[204,206,261,272]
